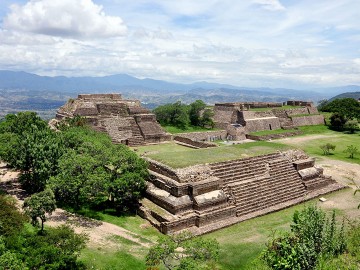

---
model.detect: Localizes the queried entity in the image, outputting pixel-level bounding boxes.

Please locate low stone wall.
[307,107,319,114]
[245,118,281,133]
[291,115,325,126]
[285,107,309,116]
[286,100,314,107]
[174,130,227,142]
[226,125,246,140]
[246,130,302,141]
[147,159,180,182]
[240,110,275,120]
[174,136,217,148]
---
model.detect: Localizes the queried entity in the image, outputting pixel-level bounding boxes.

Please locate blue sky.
[0,0,359,89]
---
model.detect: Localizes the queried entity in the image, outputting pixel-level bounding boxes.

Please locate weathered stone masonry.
[140,150,344,235]
[54,94,171,146]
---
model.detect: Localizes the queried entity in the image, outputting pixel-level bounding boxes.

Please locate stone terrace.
[54,94,170,146]
[140,150,344,235]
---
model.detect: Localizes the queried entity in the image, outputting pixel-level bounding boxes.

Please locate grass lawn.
[276,126,360,165]
[162,125,219,134]
[137,141,290,168]
[250,128,298,136]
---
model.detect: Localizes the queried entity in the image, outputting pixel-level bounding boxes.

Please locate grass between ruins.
[162,125,219,134]
[249,105,302,111]
[249,128,299,136]
[136,141,290,168]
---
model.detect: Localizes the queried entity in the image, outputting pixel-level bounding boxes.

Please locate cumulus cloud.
[3,0,127,38]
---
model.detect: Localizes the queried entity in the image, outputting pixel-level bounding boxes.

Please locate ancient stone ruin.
[139,150,344,235]
[213,101,325,140]
[54,94,170,146]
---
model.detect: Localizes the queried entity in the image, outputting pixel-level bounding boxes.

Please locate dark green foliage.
[319,143,336,155]
[23,189,57,232]
[154,100,214,130]
[0,195,27,237]
[154,101,190,129]
[329,113,347,131]
[320,98,360,120]
[262,206,347,270]
[49,126,148,210]
[0,112,64,193]
[189,100,206,126]
[146,231,219,270]
[200,108,215,128]
[21,225,87,270]
[0,194,87,270]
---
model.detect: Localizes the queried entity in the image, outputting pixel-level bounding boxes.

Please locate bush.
[262,206,346,270]
[320,143,336,155]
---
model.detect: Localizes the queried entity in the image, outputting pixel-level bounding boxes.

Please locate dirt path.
[0,163,153,249]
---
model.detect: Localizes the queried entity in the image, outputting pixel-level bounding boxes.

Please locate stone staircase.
[210,154,306,217]
[272,109,294,129]
[127,118,145,146]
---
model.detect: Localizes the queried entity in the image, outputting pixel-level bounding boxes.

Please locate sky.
[0,0,360,89]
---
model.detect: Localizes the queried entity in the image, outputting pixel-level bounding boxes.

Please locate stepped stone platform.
[213,100,325,137]
[139,150,344,235]
[53,94,170,146]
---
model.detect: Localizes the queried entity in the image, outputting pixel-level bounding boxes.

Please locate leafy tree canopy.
[320,98,360,120]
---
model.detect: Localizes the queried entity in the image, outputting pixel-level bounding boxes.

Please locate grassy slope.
[162,125,219,134]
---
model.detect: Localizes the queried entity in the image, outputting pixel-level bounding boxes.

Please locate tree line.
[153,100,214,129]
[318,98,360,132]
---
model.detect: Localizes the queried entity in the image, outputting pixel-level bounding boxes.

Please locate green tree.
[154,101,190,129]
[320,98,360,120]
[49,150,107,209]
[329,113,347,131]
[319,143,336,155]
[200,108,215,128]
[189,100,206,126]
[146,231,219,270]
[23,189,57,232]
[344,119,359,134]
[22,225,87,270]
[344,145,359,159]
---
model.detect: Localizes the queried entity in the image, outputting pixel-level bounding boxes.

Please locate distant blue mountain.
[1,70,358,101]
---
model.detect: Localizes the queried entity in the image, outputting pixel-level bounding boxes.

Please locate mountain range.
[1,70,360,118]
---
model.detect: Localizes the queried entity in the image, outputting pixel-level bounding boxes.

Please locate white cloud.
[3,0,127,38]
[253,0,285,11]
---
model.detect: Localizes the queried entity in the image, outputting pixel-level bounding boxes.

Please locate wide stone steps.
[236,189,305,216]
[210,153,281,170]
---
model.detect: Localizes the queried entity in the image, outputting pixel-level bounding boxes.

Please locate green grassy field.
[162,125,218,134]
[137,141,290,168]
[249,128,298,136]
[277,125,360,165]
[249,105,302,112]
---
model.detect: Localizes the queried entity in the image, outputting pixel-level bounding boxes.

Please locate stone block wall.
[226,125,246,140]
[245,118,281,133]
[307,107,319,114]
[285,107,310,116]
[173,136,217,148]
[173,130,227,141]
[291,115,325,126]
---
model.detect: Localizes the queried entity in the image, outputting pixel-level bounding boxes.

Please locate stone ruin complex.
[54,94,170,146]
[139,150,344,235]
[213,101,325,140]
